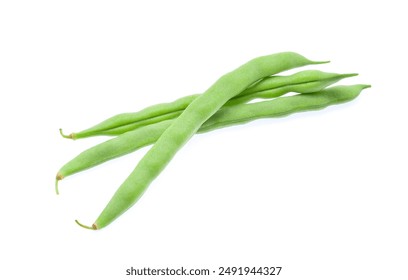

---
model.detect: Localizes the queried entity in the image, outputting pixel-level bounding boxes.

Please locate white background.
[1,1,407,279]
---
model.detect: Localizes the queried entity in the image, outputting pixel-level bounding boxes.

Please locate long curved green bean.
[200,84,369,132]
[56,84,369,195]
[61,69,347,139]
[76,52,327,229]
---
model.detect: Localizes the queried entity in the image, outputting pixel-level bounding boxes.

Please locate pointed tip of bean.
[55,173,64,195]
[55,179,59,195]
[342,73,359,78]
[312,60,330,65]
[75,220,98,230]
[59,128,75,140]
[362,84,372,89]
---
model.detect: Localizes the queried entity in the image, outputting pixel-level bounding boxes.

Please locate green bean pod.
[200,84,369,132]
[57,84,368,194]
[64,70,355,138]
[77,52,327,229]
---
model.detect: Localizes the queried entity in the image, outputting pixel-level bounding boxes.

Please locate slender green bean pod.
[77,52,327,229]
[200,84,370,132]
[62,70,355,138]
[56,83,368,195]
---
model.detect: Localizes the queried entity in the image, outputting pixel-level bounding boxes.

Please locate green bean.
[56,84,369,195]
[75,52,327,229]
[62,70,353,139]
[200,84,370,132]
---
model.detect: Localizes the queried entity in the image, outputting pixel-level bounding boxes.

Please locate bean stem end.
[59,128,75,140]
[55,179,59,195]
[55,173,64,195]
[75,220,98,230]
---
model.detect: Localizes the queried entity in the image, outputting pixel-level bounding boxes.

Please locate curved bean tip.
[342,73,359,78]
[55,179,59,195]
[55,173,64,195]
[59,128,73,139]
[75,220,97,230]
[362,84,372,89]
[312,60,330,65]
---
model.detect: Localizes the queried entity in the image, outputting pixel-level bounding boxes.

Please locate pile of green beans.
[56,52,370,230]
